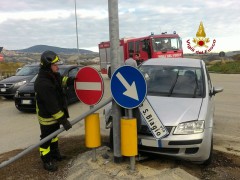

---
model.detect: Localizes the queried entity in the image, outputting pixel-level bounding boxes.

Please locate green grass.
[207,61,240,74]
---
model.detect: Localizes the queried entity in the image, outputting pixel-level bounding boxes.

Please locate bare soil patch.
[0,135,240,180]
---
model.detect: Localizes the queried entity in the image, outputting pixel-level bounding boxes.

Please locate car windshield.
[139,65,204,98]
[152,37,181,52]
[16,66,40,76]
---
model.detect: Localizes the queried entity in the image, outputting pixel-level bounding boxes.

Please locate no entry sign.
[74,66,104,106]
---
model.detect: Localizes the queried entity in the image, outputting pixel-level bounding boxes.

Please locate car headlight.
[15,80,27,87]
[15,90,19,97]
[173,120,204,135]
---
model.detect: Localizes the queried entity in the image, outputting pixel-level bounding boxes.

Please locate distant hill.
[225,51,240,57]
[14,45,96,54]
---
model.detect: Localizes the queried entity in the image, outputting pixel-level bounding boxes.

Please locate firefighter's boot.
[41,153,58,172]
[43,161,58,172]
[51,149,67,161]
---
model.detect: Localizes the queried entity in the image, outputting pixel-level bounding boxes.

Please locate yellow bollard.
[85,113,101,148]
[121,117,138,156]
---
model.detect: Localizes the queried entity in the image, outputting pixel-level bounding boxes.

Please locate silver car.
[104,58,223,165]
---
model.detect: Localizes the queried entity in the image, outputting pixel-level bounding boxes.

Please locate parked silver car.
[104,58,223,164]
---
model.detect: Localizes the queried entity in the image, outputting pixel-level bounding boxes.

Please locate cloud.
[0,0,239,53]
[0,10,72,23]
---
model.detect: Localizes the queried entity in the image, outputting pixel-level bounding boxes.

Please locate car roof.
[142,58,203,68]
[29,64,82,82]
[23,64,82,68]
[58,64,81,68]
[24,63,40,67]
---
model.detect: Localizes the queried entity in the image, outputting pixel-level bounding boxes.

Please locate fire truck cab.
[99,32,183,78]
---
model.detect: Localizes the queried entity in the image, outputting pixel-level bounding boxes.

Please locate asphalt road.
[210,73,240,156]
[0,73,239,157]
[0,74,111,154]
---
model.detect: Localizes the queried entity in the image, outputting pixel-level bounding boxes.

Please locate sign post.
[74,66,104,161]
[111,65,147,171]
[219,51,225,64]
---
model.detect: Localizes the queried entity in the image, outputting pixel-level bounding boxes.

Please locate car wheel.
[16,108,35,113]
[132,108,142,132]
[16,107,25,113]
[4,96,13,100]
[202,136,213,166]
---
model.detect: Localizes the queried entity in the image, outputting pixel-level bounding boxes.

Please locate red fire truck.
[99,32,183,78]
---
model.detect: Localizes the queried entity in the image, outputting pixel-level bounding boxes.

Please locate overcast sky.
[0,0,239,53]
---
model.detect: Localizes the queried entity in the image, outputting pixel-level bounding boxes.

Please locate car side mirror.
[210,86,224,96]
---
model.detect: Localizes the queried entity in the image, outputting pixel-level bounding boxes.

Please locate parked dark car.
[0,64,40,99]
[14,64,82,112]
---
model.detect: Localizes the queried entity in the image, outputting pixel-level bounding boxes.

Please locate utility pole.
[108,0,122,163]
[74,0,81,62]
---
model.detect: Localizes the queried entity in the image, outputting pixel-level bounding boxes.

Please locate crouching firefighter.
[34,50,74,172]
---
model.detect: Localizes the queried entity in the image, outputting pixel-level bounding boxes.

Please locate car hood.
[17,82,34,93]
[146,96,203,126]
[0,75,33,83]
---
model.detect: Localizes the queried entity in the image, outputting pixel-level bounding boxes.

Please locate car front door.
[66,67,80,103]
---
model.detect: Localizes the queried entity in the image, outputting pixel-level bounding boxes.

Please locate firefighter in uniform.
[34,50,73,172]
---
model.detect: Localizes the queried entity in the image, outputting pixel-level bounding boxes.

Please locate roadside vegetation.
[1,52,240,77]
[206,53,240,73]
[2,60,240,77]
[0,62,24,78]
[0,52,99,79]
[208,60,240,73]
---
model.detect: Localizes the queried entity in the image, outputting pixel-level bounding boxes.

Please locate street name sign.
[139,99,169,139]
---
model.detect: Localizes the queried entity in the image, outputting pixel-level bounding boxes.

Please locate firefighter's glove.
[67,77,77,85]
[58,117,72,131]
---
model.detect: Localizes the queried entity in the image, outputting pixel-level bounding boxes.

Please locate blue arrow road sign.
[110,66,147,109]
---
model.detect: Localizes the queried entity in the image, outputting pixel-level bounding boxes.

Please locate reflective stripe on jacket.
[36,103,64,125]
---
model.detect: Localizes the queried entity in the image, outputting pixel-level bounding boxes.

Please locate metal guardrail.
[0,97,112,169]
